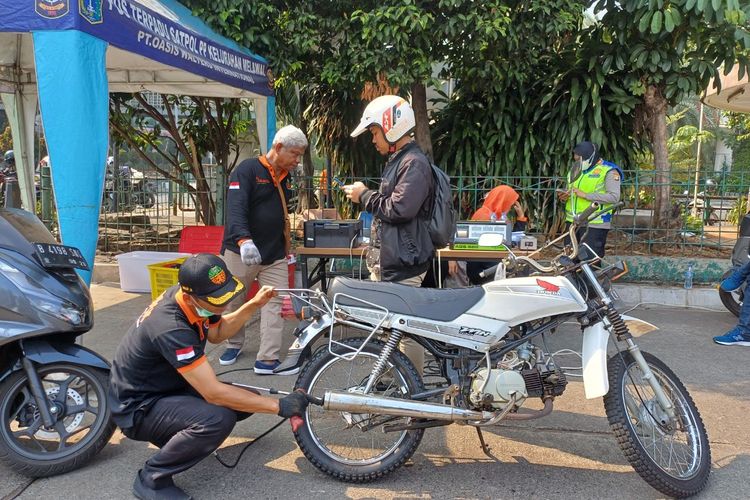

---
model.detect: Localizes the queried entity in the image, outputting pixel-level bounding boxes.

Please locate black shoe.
[133,470,192,500]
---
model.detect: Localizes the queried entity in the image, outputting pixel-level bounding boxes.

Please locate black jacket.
[222,157,290,264]
[360,142,434,281]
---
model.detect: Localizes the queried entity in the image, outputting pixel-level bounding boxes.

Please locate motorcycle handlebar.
[573,202,601,225]
[478,264,498,279]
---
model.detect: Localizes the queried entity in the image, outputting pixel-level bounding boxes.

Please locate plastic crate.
[179,225,224,254]
[116,251,191,293]
[148,257,188,300]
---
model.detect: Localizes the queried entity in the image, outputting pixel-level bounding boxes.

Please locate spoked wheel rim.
[0,366,107,460]
[306,352,411,466]
[620,362,704,479]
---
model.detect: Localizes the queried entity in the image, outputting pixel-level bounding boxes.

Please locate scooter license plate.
[33,242,90,271]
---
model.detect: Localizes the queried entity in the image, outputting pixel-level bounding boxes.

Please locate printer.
[304,219,363,248]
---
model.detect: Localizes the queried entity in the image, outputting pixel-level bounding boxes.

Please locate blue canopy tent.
[0,0,276,283]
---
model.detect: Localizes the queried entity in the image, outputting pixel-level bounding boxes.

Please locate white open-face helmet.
[350,95,416,144]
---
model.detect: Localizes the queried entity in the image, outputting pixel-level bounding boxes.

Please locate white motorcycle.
[276,203,710,498]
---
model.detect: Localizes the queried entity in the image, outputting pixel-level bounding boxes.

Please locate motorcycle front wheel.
[718,269,742,317]
[0,363,115,477]
[294,337,425,482]
[604,351,710,498]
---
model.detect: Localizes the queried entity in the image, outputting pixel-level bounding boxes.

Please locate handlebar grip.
[478,264,498,279]
[573,202,600,225]
[290,415,304,432]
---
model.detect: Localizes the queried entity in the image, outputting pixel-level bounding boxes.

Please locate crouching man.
[108,253,309,500]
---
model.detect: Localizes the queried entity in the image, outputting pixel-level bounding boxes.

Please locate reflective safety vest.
[565,161,621,224]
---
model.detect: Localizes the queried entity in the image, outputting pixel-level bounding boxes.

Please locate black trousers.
[565,223,609,258]
[123,394,250,488]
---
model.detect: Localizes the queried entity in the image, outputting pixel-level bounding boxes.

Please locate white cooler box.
[115,251,191,293]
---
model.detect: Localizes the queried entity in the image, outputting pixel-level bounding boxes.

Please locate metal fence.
[35,167,749,259]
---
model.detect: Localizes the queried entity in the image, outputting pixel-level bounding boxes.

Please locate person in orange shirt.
[470,184,527,229]
[465,185,527,283]
[423,185,527,287]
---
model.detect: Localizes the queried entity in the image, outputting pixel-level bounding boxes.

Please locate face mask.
[581,150,597,171]
[194,306,214,318]
[190,297,215,318]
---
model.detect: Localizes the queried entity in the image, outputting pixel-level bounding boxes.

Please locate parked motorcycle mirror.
[477,233,504,247]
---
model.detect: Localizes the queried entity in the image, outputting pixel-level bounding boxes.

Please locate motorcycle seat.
[328,277,485,322]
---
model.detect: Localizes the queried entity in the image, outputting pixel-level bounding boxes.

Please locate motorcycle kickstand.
[475,427,495,459]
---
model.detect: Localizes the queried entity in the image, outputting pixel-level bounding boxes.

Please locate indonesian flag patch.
[229,182,240,190]
[175,346,196,361]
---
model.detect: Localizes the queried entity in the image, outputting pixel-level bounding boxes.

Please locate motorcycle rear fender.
[582,322,610,399]
[23,339,110,371]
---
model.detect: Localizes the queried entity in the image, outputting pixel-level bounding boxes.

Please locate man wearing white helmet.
[345,95,435,372]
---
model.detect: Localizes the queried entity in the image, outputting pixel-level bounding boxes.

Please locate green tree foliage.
[591,0,750,226]
[183,0,749,233]
[431,1,636,230]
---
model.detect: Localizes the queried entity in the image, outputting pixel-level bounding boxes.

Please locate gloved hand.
[240,240,262,265]
[278,390,310,419]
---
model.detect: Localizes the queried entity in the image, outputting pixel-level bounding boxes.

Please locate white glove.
[240,240,262,265]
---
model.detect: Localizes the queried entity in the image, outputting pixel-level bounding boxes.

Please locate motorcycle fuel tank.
[466,275,587,325]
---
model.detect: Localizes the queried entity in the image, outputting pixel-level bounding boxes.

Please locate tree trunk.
[644,85,671,227]
[298,91,315,211]
[411,82,434,162]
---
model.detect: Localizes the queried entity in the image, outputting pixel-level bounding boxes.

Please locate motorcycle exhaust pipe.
[323,390,493,422]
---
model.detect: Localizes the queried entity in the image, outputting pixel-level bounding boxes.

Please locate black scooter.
[0,208,114,477]
[719,213,750,317]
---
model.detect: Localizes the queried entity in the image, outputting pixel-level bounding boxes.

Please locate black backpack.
[427,164,456,248]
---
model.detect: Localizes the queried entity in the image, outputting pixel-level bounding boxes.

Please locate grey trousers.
[222,250,288,361]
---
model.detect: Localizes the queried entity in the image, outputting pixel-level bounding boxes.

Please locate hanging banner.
[1,0,272,97]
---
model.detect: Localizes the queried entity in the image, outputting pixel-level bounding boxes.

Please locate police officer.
[558,141,623,257]
[109,254,310,500]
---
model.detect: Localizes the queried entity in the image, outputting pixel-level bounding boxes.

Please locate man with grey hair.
[220,125,308,372]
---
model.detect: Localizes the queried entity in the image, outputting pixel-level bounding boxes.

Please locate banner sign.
[1,0,272,96]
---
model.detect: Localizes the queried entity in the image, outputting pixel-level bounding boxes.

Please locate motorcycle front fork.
[21,358,56,428]
[622,339,678,424]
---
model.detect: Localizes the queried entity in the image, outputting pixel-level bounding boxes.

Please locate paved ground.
[2,283,748,500]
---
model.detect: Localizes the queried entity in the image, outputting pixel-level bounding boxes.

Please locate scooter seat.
[328,277,484,322]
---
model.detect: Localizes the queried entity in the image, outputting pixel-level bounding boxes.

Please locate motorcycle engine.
[469,368,528,409]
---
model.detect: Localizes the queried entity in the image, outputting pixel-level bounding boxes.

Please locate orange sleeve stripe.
[177,354,207,374]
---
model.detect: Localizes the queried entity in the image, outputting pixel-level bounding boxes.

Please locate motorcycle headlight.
[0,257,85,326]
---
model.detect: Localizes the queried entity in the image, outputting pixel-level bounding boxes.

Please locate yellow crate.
[147,257,188,300]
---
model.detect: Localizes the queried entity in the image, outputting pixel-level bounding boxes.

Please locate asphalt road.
[1,284,747,500]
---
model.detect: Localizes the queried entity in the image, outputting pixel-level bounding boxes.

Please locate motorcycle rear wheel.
[0,363,115,477]
[604,351,710,498]
[718,269,742,317]
[293,337,425,482]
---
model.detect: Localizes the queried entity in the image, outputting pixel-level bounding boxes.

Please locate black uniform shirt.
[107,286,221,429]
[222,156,291,264]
